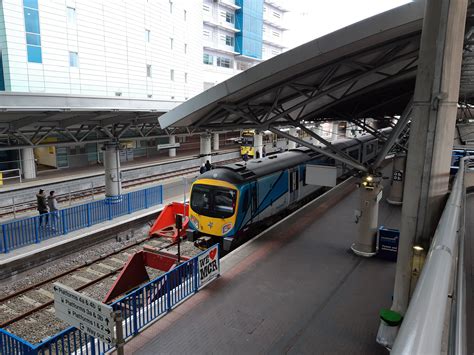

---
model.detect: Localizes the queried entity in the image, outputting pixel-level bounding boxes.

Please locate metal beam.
[269,126,368,172]
[372,97,413,169]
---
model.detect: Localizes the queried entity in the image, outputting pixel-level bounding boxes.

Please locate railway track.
[0,235,200,344]
[0,157,241,220]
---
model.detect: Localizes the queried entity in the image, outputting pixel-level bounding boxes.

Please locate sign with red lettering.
[198,244,220,287]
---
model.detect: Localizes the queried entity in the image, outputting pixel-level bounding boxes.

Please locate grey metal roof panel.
[159,1,425,129]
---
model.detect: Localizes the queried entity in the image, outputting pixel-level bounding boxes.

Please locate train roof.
[200,148,317,184]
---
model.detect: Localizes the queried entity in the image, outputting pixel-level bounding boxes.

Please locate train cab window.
[191,184,236,218]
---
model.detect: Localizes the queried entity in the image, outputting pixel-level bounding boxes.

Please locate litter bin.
[377,226,399,261]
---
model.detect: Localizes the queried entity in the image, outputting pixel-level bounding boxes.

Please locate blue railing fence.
[0,246,220,355]
[0,185,163,253]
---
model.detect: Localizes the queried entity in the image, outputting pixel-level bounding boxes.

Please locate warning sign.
[198,244,220,287]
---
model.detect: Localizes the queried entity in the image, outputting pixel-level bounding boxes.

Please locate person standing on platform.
[205,160,212,171]
[47,191,59,231]
[36,189,48,227]
[200,164,206,174]
[262,145,266,157]
[243,152,249,164]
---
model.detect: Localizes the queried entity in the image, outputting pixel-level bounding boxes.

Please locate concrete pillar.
[254,133,263,158]
[168,135,176,157]
[351,182,382,257]
[288,128,297,150]
[387,154,406,205]
[331,121,339,141]
[104,143,122,199]
[21,148,36,179]
[200,134,212,165]
[391,0,467,315]
[213,132,219,151]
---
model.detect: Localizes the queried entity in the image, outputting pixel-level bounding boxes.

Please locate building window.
[145,29,151,42]
[170,37,174,49]
[67,7,76,25]
[217,56,232,68]
[184,43,187,54]
[184,9,187,21]
[69,52,79,67]
[203,53,213,65]
[184,72,188,83]
[23,0,42,63]
[146,64,152,77]
[225,35,234,46]
[170,69,174,81]
[225,12,234,24]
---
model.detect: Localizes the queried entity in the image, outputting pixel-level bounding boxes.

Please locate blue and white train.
[188,132,386,251]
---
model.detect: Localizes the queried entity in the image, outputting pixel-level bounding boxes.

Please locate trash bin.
[377,226,399,261]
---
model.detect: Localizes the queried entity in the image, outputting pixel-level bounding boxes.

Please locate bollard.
[114,310,125,355]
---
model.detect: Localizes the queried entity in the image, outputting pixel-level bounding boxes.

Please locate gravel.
[0,219,203,346]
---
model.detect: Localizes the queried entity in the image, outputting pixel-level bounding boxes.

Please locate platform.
[118,177,401,354]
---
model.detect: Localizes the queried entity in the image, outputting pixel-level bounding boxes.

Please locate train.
[188,131,388,252]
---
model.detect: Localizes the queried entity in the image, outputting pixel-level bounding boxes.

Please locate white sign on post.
[53,283,115,345]
[198,244,219,287]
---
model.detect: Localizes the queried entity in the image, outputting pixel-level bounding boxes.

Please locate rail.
[0,185,163,253]
[391,157,470,354]
[0,245,220,354]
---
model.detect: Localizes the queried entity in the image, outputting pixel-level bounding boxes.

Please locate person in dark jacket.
[205,160,212,171]
[36,189,48,227]
[199,164,206,174]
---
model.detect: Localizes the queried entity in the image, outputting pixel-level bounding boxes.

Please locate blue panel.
[26,33,41,45]
[23,0,38,9]
[24,8,40,34]
[27,45,42,63]
[235,0,263,59]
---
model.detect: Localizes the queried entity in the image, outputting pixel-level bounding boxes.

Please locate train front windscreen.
[191,184,237,219]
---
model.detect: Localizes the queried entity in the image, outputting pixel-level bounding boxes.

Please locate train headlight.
[366,175,373,182]
[190,215,199,229]
[222,223,233,235]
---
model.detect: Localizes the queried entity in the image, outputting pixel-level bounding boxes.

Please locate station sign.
[157,143,181,150]
[53,283,115,345]
[198,244,220,287]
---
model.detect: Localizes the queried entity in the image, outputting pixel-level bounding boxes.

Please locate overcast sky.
[282,0,412,48]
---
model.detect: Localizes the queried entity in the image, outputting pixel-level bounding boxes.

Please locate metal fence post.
[87,204,91,227]
[166,275,171,312]
[2,224,8,253]
[35,217,40,244]
[194,258,199,293]
[160,185,164,204]
[61,210,68,235]
[144,189,149,209]
[108,200,112,220]
[127,193,132,214]
[132,294,139,335]
[89,335,96,355]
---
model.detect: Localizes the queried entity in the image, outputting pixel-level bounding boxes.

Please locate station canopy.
[159,0,474,133]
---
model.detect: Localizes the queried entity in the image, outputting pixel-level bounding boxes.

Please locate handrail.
[391,157,469,354]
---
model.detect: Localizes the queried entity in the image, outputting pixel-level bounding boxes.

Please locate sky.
[282,0,412,48]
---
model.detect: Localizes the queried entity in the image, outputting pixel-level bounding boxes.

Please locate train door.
[289,168,299,204]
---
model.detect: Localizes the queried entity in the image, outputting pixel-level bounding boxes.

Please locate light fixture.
[413,245,424,251]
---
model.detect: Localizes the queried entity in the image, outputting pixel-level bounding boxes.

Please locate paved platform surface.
[121,178,400,355]
[465,193,474,354]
